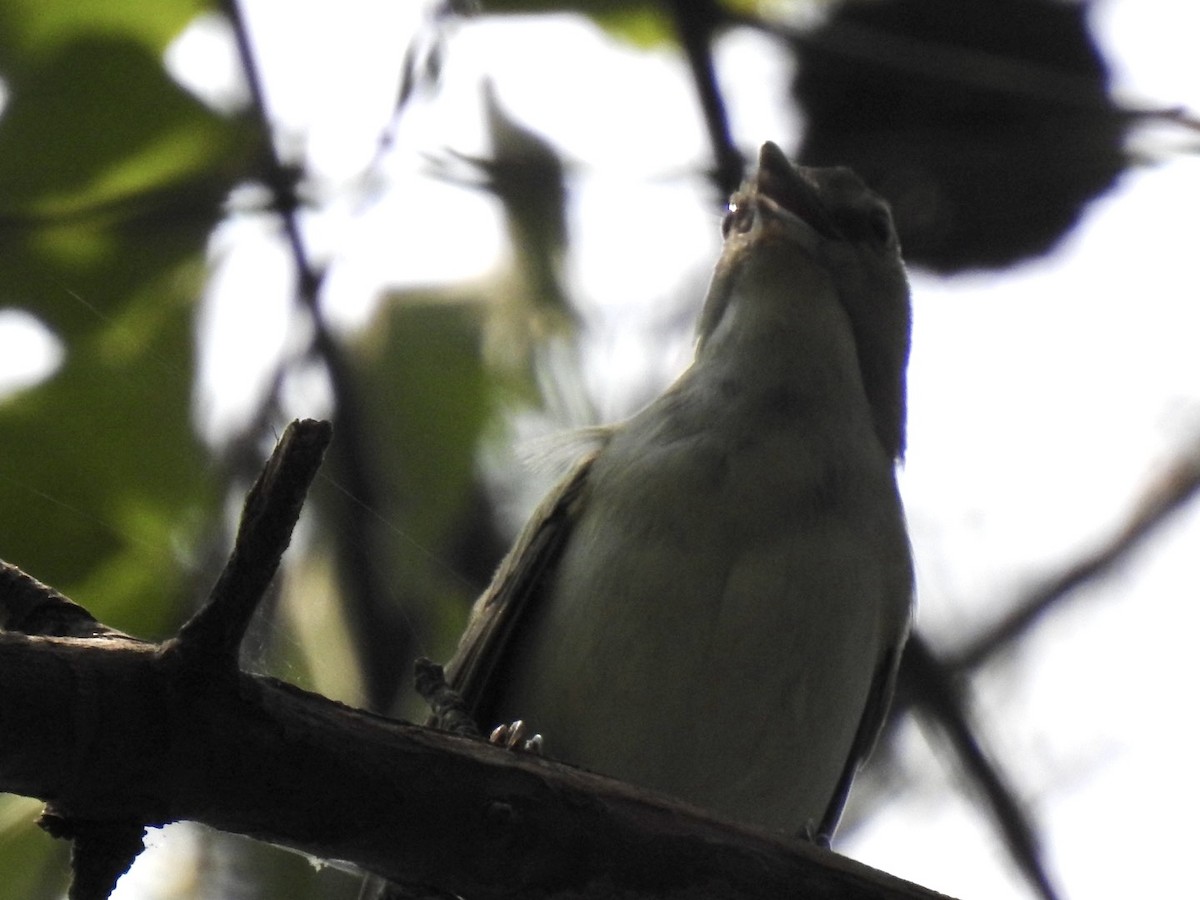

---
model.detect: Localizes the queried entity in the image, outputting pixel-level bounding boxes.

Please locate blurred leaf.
[719,0,789,17]
[0,0,205,62]
[0,34,249,218]
[480,0,674,46]
[0,6,256,635]
[430,84,577,379]
[794,0,1126,272]
[350,298,493,586]
[0,797,68,900]
[481,82,569,306]
[274,547,366,704]
[311,294,502,710]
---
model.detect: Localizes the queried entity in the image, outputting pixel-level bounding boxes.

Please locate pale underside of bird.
[439,141,914,843]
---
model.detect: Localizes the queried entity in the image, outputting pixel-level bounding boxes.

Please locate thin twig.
[900,635,1061,900]
[221,0,320,301]
[951,444,1200,672]
[667,0,744,199]
[220,0,414,708]
[175,419,332,664]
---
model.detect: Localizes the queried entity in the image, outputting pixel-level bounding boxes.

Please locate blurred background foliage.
[0,0,1195,898]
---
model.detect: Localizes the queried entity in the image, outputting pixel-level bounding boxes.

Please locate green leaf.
[0,8,256,635]
[0,34,249,217]
[0,245,219,635]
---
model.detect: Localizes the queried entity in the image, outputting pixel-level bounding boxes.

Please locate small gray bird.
[447,141,913,844]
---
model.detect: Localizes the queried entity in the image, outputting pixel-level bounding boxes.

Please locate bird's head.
[698,141,912,460]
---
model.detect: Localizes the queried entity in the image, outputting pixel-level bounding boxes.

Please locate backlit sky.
[190,3,1200,894]
[4,1,1197,897]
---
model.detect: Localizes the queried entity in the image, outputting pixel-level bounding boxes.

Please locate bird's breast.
[491,380,910,833]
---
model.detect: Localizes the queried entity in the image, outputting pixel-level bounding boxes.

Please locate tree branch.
[0,566,126,639]
[221,0,415,710]
[0,628,957,899]
[174,418,331,666]
[950,438,1200,672]
[0,420,953,900]
[667,0,744,200]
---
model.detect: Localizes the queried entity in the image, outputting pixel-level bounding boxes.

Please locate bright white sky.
[6,0,1199,897]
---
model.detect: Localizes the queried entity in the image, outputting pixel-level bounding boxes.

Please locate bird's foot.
[489,719,544,754]
[413,657,482,737]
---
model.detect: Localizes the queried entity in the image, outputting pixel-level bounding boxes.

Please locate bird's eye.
[867,206,893,244]
[722,201,754,238]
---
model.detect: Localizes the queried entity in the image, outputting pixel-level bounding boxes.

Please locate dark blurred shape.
[426,80,577,373]
[477,80,571,321]
[794,0,1126,272]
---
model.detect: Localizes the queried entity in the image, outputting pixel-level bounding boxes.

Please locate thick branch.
[0,629,952,900]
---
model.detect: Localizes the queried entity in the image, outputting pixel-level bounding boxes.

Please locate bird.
[359,144,916,900]
[363,140,913,897]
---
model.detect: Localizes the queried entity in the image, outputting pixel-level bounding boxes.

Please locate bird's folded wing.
[817,630,907,840]
[442,447,601,722]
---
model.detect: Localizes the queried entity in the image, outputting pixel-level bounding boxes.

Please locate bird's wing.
[442,446,601,725]
[815,634,907,843]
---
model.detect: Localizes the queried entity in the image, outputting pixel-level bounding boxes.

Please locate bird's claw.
[489,720,544,754]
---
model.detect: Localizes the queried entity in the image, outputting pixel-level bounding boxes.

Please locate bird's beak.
[751,142,841,241]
